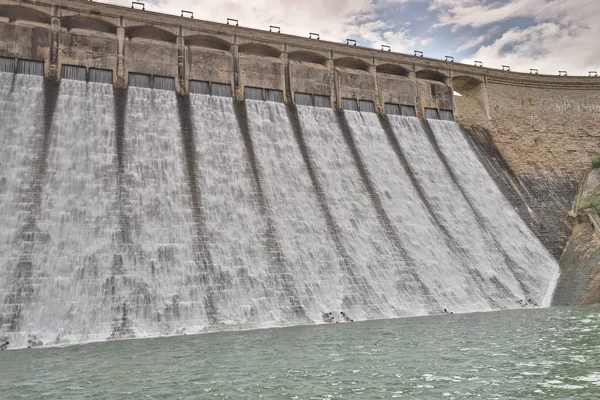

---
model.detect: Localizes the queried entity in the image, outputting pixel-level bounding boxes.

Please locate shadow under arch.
[376,63,410,77]
[0,5,52,24]
[416,69,448,84]
[238,42,281,58]
[288,50,328,66]
[334,57,370,72]
[61,15,118,34]
[125,25,177,43]
[185,35,231,51]
[452,75,484,95]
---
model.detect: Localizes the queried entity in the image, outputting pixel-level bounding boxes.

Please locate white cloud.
[432,0,600,75]
[95,0,600,75]
[456,34,487,52]
[95,0,429,54]
[99,0,385,43]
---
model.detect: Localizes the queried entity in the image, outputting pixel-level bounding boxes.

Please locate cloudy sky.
[100,0,599,76]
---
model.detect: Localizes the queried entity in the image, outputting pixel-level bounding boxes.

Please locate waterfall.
[188,94,316,327]
[341,111,506,312]
[297,107,432,316]
[16,60,44,76]
[0,76,116,347]
[386,116,529,304]
[427,120,559,306]
[0,75,559,347]
[61,65,87,82]
[116,87,201,337]
[0,73,45,341]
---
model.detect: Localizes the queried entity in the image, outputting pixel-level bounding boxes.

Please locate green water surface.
[1,307,599,399]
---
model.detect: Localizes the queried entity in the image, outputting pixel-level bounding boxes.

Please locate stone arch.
[0,5,52,24]
[238,42,281,58]
[416,69,448,84]
[125,25,177,43]
[61,15,118,34]
[334,57,370,72]
[376,63,409,77]
[185,35,231,51]
[451,75,490,119]
[288,50,328,66]
[452,75,484,95]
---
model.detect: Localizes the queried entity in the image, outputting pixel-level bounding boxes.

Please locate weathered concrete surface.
[455,78,599,262]
[553,217,600,306]
[1,0,598,109]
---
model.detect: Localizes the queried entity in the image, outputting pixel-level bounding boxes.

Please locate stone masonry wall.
[456,82,599,269]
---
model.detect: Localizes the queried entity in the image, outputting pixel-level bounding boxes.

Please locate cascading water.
[0,74,559,348]
[0,76,117,347]
[386,116,531,304]
[427,120,559,305]
[343,111,518,312]
[0,73,45,342]
[296,107,433,316]
[244,101,343,319]
[115,87,208,338]
[187,94,291,327]
[25,80,117,346]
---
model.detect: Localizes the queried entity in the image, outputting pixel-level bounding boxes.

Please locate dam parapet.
[1,0,598,121]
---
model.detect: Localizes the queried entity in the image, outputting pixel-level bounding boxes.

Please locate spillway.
[0,74,559,348]
[427,119,559,305]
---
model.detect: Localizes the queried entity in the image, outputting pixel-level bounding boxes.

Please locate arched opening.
[334,57,370,72]
[288,51,328,66]
[376,63,409,77]
[0,5,51,24]
[452,75,483,96]
[416,69,448,84]
[61,15,118,34]
[125,26,177,43]
[186,35,231,51]
[451,75,490,119]
[238,43,281,58]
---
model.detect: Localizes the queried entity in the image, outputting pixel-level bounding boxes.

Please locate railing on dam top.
[0,0,598,88]
[1,0,597,122]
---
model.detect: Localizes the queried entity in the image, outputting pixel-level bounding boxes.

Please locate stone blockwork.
[3,0,597,112]
[461,121,578,260]
[455,76,599,260]
[481,83,600,175]
[456,82,599,305]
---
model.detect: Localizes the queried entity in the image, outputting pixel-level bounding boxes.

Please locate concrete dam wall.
[0,0,597,347]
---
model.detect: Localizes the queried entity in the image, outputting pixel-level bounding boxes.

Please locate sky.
[99,0,599,76]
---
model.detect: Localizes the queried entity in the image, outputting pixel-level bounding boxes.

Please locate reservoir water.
[1,306,599,399]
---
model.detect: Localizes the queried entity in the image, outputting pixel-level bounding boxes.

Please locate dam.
[0,0,598,348]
